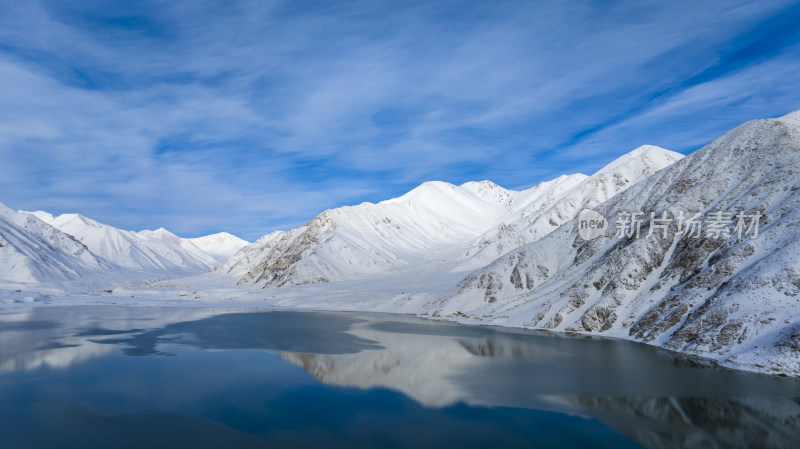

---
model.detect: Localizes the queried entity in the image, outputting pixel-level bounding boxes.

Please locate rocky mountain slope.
[223,146,680,287]
[456,145,683,270]
[432,110,800,376]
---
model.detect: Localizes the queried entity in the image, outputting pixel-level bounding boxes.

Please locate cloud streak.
[0,0,799,240]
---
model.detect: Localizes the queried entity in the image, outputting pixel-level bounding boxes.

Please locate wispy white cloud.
[0,0,798,239]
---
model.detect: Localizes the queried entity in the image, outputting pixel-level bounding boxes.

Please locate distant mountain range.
[0,207,247,284]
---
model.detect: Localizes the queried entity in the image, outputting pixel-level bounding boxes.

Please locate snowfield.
[1,111,799,378]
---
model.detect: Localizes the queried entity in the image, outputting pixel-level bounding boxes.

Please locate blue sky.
[1,0,799,241]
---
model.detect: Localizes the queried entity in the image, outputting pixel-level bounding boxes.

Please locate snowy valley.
[1,111,799,378]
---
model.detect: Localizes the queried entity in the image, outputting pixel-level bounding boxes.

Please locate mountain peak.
[190,231,248,245]
[628,144,671,156]
[416,180,458,192]
[619,144,680,161]
[379,181,459,205]
[593,145,683,179]
[205,231,236,239]
[53,213,104,229]
[19,210,56,223]
[777,109,800,126]
[459,180,514,205]
[459,180,502,190]
[188,232,249,263]
[138,227,181,242]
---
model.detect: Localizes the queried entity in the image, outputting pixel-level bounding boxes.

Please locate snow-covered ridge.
[0,203,111,284]
[456,145,683,270]
[188,232,249,264]
[433,110,800,376]
[2,207,248,285]
[223,145,681,287]
[25,212,217,275]
[221,182,518,287]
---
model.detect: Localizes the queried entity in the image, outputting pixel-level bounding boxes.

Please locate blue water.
[1,306,798,448]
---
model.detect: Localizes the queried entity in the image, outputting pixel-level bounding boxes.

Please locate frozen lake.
[1,306,799,448]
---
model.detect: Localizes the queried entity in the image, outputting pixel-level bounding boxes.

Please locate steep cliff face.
[224,212,338,287]
[433,111,800,376]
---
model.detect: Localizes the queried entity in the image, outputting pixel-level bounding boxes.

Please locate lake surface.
[1,306,799,449]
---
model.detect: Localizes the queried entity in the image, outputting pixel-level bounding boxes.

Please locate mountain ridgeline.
[221,145,682,286]
[0,208,248,284]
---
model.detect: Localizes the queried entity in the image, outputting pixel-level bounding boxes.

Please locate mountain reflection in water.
[1,306,799,449]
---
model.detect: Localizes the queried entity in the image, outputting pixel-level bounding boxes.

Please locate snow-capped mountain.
[457,145,683,270]
[223,146,680,288]
[135,227,219,267]
[188,232,249,265]
[0,203,111,283]
[433,110,800,376]
[23,213,217,276]
[221,180,521,286]
[3,204,241,284]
